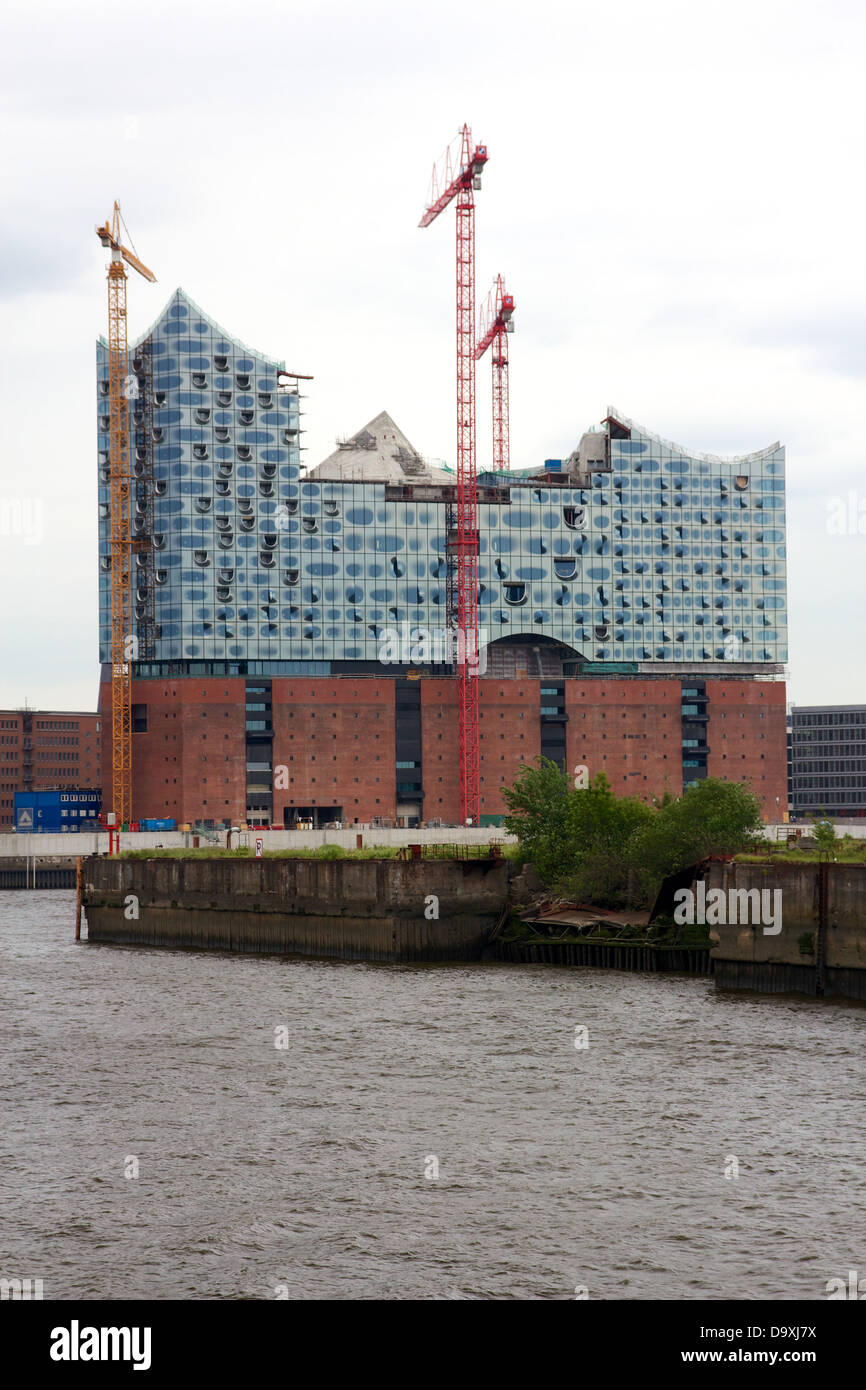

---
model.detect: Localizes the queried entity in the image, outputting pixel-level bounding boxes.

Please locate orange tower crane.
[95,203,156,830]
[476,275,514,472]
[419,126,488,825]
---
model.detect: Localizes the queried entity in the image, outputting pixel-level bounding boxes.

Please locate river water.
[1,890,863,1301]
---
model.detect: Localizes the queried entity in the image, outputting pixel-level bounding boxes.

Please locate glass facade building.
[95,292,789,830]
[97,289,302,667]
[97,291,787,679]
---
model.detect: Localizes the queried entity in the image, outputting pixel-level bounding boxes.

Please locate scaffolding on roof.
[605,405,781,466]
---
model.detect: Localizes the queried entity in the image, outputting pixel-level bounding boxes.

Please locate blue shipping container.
[14,788,102,833]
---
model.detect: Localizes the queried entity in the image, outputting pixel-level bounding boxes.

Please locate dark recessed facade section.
[788,704,866,819]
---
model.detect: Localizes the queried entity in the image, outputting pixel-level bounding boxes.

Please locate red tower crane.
[419,125,488,826]
[476,275,515,472]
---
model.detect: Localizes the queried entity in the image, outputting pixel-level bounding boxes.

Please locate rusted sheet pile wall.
[491,941,711,973]
[0,858,78,889]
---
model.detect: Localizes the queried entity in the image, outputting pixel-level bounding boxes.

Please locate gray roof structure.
[308,411,453,484]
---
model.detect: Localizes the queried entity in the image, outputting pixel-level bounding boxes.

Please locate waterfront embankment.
[705,859,866,1000]
[82,852,509,962]
[78,852,866,998]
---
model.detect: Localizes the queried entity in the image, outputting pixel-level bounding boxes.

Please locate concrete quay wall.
[706,860,866,999]
[82,854,510,962]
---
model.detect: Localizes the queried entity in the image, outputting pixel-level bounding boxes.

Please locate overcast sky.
[0,0,863,711]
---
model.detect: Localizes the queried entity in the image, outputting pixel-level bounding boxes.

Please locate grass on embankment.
[734,842,866,864]
[116,843,515,861]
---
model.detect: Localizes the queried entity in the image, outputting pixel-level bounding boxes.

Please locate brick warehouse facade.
[98,672,786,827]
[0,710,102,832]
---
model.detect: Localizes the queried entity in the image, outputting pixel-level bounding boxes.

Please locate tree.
[811,817,837,858]
[502,761,653,904]
[631,777,764,896]
[501,757,576,885]
[503,768,765,909]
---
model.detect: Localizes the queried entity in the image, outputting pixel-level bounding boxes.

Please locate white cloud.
[0,0,863,708]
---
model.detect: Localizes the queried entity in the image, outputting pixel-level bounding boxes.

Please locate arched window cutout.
[218,391,232,407]
[504,582,527,605]
[194,550,210,566]
[215,426,230,443]
[236,373,251,390]
[260,551,275,567]
[214,355,228,372]
[192,373,207,389]
[553,559,578,580]
[237,444,252,461]
[195,497,212,513]
[239,409,254,425]
[563,506,587,530]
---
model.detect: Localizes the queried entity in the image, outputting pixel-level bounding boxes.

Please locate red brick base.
[98,675,787,826]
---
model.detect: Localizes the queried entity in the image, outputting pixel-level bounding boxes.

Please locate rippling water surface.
[1,890,863,1300]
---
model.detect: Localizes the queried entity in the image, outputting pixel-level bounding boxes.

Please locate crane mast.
[476,275,515,472]
[95,204,156,831]
[419,126,488,825]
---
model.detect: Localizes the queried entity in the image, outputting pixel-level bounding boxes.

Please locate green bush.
[502,760,764,909]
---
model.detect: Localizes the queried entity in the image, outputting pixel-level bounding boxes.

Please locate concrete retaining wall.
[707,860,866,999]
[1,826,514,859]
[82,855,510,962]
